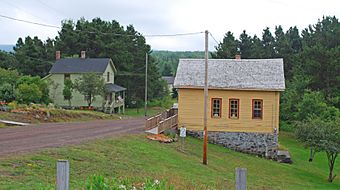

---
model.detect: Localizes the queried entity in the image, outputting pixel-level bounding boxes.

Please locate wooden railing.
[145,108,178,132]
[145,113,162,130]
[158,114,178,134]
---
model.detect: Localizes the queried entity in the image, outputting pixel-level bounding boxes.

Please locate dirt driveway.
[0,118,145,155]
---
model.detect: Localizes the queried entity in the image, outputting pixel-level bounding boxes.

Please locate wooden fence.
[145,108,178,133]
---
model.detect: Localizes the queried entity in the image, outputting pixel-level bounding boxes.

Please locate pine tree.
[213,31,239,58]
[162,63,173,76]
[261,27,276,58]
[238,30,253,58]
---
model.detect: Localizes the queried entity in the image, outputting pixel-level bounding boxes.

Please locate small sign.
[180,127,186,138]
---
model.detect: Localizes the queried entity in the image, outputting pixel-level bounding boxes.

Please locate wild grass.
[0,133,338,189]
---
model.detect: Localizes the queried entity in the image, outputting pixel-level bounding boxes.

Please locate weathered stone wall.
[187,130,278,158]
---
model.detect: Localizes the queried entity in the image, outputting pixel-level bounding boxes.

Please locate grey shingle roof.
[174,59,285,91]
[105,83,126,92]
[162,76,175,85]
[49,58,112,74]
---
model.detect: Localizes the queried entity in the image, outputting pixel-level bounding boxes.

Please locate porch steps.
[145,126,158,134]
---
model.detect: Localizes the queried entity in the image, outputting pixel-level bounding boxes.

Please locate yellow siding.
[178,88,280,133]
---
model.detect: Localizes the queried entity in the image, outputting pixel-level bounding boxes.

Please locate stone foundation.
[187,130,278,158]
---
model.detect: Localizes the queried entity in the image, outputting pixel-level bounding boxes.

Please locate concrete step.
[277,150,293,164]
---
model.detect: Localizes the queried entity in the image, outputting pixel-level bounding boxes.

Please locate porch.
[104,84,126,114]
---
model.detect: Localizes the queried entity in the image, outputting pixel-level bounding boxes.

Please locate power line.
[0,14,204,38]
[208,32,266,86]
[35,0,68,18]
[145,31,204,37]
[15,53,54,64]
[3,0,50,23]
[209,32,220,45]
[0,14,60,29]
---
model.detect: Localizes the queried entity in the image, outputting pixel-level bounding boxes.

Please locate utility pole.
[144,53,148,117]
[203,30,208,165]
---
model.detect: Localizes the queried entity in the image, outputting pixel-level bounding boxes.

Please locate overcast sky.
[0,0,339,51]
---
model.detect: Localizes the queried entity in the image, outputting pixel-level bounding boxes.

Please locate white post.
[235,168,247,190]
[57,160,69,190]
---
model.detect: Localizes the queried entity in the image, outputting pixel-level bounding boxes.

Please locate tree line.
[151,51,205,76]
[0,18,168,106]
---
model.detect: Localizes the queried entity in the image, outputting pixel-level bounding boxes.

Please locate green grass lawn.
[0,132,339,189]
[122,106,167,117]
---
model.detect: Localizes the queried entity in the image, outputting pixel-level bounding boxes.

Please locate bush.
[85,175,174,190]
[15,83,42,104]
[296,91,340,122]
[7,101,17,110]
[279,121,294,132]
[0,83,15,102]
[15,76,50,104]
[148,96,174,109]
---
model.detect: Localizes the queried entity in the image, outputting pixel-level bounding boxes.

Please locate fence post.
[57,160,69,190]
[235,168,246,190]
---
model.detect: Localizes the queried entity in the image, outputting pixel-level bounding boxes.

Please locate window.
[229,99,239,119]
[107,72,110,82]
[84,95,90,101]
[252,99,263,119]
[211,98,222,118]
[64,74,70,81]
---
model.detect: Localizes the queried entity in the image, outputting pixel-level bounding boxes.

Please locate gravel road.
[0,118,145,155]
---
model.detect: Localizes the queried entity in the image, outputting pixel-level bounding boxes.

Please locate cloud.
[0,0,339,50]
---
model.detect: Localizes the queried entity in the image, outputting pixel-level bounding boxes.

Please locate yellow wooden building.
[174,58,285,157]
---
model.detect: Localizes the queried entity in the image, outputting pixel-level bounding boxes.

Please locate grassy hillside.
[0,106,165,125]
[0,133,339,189]
[0,109,120,124]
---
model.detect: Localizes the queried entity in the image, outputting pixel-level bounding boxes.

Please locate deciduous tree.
[73,73,105,107]
[296,117,340,182]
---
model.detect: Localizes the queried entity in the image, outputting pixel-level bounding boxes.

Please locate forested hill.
[151,50,206,76]
[0,45,14,52]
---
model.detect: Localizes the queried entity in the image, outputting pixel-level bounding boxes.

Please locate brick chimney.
[235,54,241,59]
[81,51,86,59]
[55,51,61,60]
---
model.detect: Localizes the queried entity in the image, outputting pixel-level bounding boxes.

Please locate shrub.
[15,76,50,104]
[0,83,15,102]
[85,175,174,190]
[279,121,294,132]
[7,101,17,110]
[15,83,42,104]
[148,96,174,109]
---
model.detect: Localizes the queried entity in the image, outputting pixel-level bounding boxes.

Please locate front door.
[106,93,112,103]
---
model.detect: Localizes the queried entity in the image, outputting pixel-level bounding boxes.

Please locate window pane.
[64,74,70,81]
[253,100,262,119]
[229,99,239,118]
[212,98,221,117]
